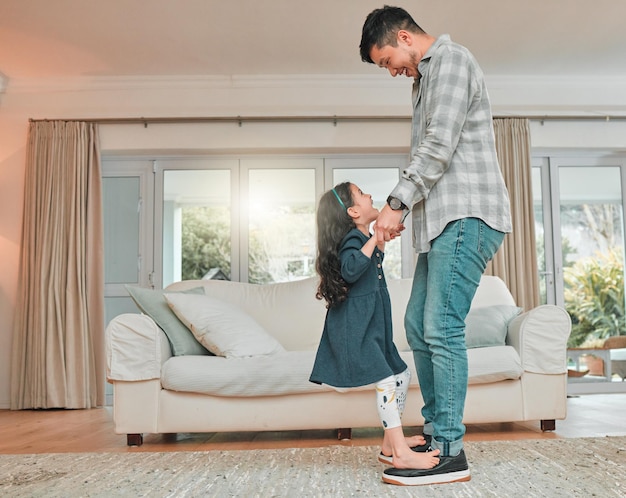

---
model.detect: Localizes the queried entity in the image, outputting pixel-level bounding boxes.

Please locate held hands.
[374,205,406,243]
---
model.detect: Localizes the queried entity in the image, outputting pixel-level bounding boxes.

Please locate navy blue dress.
[309,228,407,388]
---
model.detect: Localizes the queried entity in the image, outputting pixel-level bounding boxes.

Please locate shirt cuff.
[390,177,419,209]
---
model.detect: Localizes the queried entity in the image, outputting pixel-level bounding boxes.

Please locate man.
[360,6,512,486]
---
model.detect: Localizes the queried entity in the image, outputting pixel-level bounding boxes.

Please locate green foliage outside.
[180,205,315,284]
[564,246,625,347]
[248,231,273,284]
[181,206,231,281]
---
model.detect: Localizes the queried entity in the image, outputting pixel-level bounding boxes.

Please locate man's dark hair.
[359,5,424,64]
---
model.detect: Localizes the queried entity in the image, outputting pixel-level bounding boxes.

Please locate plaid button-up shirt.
[390,35,512,253]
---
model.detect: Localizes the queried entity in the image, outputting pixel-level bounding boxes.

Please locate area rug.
[1,437,624,497]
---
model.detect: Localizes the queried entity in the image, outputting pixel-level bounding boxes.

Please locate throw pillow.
[164,293,286,358]
[465,305,522,349]
[125,285,211,356]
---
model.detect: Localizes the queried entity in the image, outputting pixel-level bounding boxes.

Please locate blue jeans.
[405,218,505,457]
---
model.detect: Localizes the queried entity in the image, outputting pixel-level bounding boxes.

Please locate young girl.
[309,182,440,470]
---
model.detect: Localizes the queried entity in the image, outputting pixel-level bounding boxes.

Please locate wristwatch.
[386,196,407,211]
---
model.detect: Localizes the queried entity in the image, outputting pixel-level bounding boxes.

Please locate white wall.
[1,74,625,408]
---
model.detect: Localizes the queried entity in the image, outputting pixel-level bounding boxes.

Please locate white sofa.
[105,276,571,446]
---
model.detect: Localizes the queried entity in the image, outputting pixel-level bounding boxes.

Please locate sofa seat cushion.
[161,351,327,397]
[160,346,523,397]
[466,345,523,384]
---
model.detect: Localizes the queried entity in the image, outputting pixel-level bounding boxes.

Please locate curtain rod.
[28,114,626,126]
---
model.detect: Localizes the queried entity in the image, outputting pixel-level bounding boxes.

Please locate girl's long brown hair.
[315,182,355,308]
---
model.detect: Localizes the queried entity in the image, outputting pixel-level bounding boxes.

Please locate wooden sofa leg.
[127,433,144,446]
[540,419,556,431]
[337,428,352,440]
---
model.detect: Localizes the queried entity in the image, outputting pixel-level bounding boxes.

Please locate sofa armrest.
[106,313,168,382]
[506,305,571,374]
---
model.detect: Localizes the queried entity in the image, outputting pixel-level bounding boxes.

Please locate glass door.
[534,154,626,392]
[557,162,624,348]
[102,160,154,324]
[101,159,154,405]
[532,157,556,305]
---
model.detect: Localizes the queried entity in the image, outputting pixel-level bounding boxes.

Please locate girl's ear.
[346,205,359,220]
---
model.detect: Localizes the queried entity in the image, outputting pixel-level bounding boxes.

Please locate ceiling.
[1,0,625,85]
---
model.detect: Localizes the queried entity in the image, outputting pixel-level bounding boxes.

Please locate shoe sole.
[382,469,471,486]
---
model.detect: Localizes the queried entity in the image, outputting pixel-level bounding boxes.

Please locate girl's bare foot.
[404,434,428,448]
[392,448,440,470]
[381,434,427,458]
[378,428,437,467]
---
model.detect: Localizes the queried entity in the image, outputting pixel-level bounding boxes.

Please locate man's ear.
[397,29,412,46]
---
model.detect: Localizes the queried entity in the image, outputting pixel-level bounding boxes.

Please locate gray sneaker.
[382,449,471,486]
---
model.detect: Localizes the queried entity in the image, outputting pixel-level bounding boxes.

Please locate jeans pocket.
[478,220,505,262]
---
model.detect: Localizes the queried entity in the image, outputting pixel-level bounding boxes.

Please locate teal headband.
[331,188,347,211]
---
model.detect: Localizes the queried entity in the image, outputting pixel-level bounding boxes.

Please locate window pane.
[163,170,231,287]
[559,166,625,350]
[248,168,316,283]
[103,177,140,284]
[333,168,402,279]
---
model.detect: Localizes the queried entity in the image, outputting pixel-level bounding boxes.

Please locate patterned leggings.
[375,368,411,430]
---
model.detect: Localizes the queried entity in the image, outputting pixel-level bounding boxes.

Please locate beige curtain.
[11,121,105,409]
[487,118,540,310]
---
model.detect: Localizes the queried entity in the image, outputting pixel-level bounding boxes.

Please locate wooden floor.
[0,393,624,455]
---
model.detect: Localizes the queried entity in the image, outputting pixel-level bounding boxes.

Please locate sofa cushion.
[125,285,211,356]
[164,293,286,358]
[160,346,523,397]
[162,351,327,397]
[165,277,327,351]
[466,345,523,383]
[465,305,522,348]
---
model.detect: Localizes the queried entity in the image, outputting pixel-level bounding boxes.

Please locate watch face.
[388,197,401,210]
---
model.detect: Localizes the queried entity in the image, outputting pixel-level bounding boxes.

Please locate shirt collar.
[416,34,451,80]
